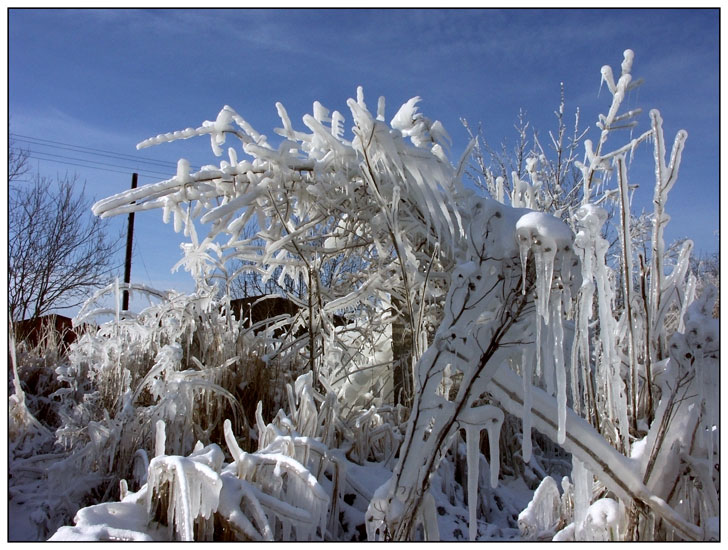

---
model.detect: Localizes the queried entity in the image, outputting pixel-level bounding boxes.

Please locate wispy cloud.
[11,105,140,152]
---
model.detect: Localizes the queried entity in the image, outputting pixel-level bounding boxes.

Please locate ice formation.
[146,450,223,540]
[582,498,621,540]
[487,362,715,541]
[365,196,581,540]
[458,404,504,540]
[573,203,630,449]
[50,373,342,542]
[515,210,576,446]
[571,456,591,537]
[48,498,163,541]
[515,211,573,319]
[517,476,562,540]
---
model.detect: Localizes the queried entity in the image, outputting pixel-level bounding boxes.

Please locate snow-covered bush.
[9,282,303,539]
[92,85,469,410]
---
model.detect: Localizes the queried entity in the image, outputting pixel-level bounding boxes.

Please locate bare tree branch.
[9,168,122,320]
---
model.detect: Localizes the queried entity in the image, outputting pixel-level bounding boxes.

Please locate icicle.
[511,171,523,207]
[533,240,557,323]
[223,419,243,463]
[420,491,440,541]
[119,479,128,500]
[458,405,504,541]
[176,158,191,183]
[521,347,534,463]
[356,86,366,109]
[576,204,629,448]
[155,419,166,457]
[465,424,480,541]
[114,277,120,328]
[459,404,504,541]
[542,315,555,395]
[377,96,386,121]
[516,212,572,313]
[330,110,344,140]
[145,454,222,541]
[680,273,698,332]
[553,289,567,444]
[496,176,504,204]
[228,146,238,166]
[485,415,502,489]
[518,232,530,294]
[572,456,591,539]
[313,101,329,123]
[599,66,612,95]
[535,311,542,381]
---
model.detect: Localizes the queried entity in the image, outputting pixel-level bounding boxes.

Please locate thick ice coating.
[515,211,575,446]
[515,212,574,321]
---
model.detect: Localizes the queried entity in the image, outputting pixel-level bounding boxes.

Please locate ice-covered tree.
[93,87,469,409]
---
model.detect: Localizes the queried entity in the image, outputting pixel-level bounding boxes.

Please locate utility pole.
[122,173,138,311]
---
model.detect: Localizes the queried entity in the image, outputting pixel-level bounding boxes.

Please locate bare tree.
[9,140,30,183]
[9,149,121,320]
[462,86,589,220]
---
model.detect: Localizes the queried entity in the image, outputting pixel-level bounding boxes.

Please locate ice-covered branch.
[648,109,688,362]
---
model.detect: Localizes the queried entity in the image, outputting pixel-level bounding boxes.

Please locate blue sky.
[8,8,720,311]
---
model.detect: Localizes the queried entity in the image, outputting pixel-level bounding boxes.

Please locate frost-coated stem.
[581,50,638,204]
[638,254,654,416]
[615,154,641,428]
[359,128,419,395]
[307,267,317,386]
[648,110,687,362]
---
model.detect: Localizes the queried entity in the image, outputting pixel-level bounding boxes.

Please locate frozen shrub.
[17,49,718,542]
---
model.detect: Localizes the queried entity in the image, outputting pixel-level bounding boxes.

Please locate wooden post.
[122,173,138,311]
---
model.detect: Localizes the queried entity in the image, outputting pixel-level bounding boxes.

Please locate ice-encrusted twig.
[579,49,645,204]
[648,109,688,362]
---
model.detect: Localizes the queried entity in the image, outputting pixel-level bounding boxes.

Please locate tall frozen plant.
[93,88,469,407]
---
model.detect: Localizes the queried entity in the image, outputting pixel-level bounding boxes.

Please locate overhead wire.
[11,133,202,171]
[27,150,173,177]
[11,132,203,181]
[26,152,169,180]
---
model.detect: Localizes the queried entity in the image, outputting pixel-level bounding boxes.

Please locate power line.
[10,132,202,171]
[11,132,191,168]
[27,152,167,180]
[27,150,173,177]
[11,134,177,169]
